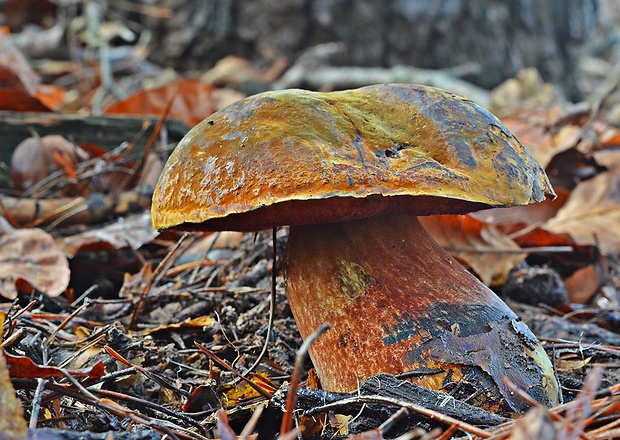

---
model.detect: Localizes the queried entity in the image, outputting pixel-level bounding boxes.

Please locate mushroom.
[152,84,561,412]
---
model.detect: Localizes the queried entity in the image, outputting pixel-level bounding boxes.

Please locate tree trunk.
[147,0,598,100]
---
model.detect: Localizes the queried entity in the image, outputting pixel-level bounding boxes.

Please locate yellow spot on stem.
[340,260,370,300]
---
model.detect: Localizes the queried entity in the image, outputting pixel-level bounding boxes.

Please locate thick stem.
[285,214,560,413]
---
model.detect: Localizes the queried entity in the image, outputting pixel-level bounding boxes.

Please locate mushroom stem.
[285,214,560,413]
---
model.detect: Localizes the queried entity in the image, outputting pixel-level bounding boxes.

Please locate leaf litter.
[0,6,620,439]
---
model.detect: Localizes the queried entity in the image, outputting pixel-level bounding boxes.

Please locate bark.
[146,0,598,99]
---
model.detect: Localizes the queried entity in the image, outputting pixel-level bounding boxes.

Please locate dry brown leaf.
[473,189,569,230]
[490,68,561,118]
[502,113,581,168]
[563,264,601,304]
[10,135,88,193]
[201,55,266,86]
[61,211,157,257]
[508,405,557,440]
[0,228,70,299]
[183,231,244,256]
[34,83,66,111]
[0,32,39,94]
[104,78,216,127]
[212,87,246,112]
[201,55,288,88]
[594,131,620,170]
[5,352,106,379]
[143,315,214,336]
[543,170,620,254]
[419,214,526,286]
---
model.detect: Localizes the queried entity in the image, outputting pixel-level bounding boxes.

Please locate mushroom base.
[285,214,561,413]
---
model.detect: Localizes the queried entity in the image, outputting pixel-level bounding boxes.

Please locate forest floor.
[1,2,620,439]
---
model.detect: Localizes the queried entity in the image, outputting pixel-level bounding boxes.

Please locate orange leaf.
[5,351,105,379]
[0,88,51,111]
[0,228,70,299]
[473,189,569,232]
[563,264,601,304]
[104,79,215,127]
[34,84,66,110]
[419,214,526,285]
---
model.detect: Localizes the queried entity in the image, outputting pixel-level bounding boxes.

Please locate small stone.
[502,266,568,307]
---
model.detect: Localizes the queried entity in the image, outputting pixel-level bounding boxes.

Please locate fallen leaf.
[543,170,620,254]
[473,188,569,231]
[0,88,52,111]
[61,211,158,257]
[594,131,620,170]
[143,315,214,336]
[201,55,288,88]
[0,32,39,94]
[219,372,274,405]
[420,214,526,285]
[201,55,266,87]
[34,83,66,110]
[508,406,557,440]
[555,355,592,372]
[104,78,216,127]
[0,227,70,299]
[490,68,562,118]
[563,264,601,304]
[5,352,105,379]
[502,112,581,168]
[0,34,55,111]
[10,135,89,193]
[183,231,244,256]
[330,414,352,436]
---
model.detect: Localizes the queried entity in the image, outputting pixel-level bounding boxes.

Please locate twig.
[305,395,492,438]
[443,245,574,254]
[44,372,188,440]
[128,232,191,329]
[93,388,207,435]
[29,378,48,429]
[273,53,490,107]
[46,302,90,346]
[195,342,275,399]
[188,232,220,285]
[280,323,332,435]
[104,345,191,398]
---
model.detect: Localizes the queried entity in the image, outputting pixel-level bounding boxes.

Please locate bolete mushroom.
[152,84,561,412]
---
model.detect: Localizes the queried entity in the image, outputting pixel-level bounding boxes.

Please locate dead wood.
[2,187,153,227]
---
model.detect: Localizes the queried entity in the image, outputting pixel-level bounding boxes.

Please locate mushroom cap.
[152,84,554,232]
